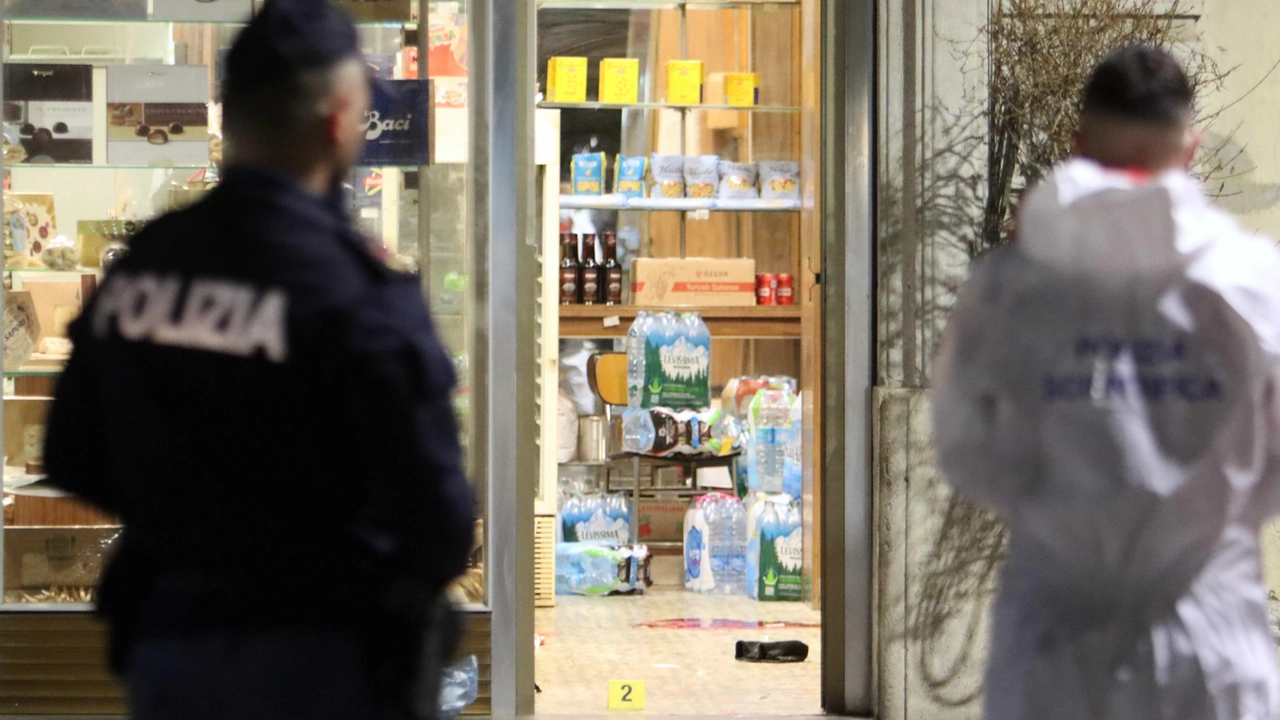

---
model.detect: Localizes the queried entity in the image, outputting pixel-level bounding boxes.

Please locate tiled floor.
[535,587,823,716]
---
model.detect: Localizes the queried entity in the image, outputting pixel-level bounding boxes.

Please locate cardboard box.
[4,64,94,164]
[725,72,760,106]
[599,58,639,104]
[23,276,84,342]
[78,219,143,268]
[631,257,756,307]
[547,57,588,103]
[3,526,121,592]
[667,60,704,105]
[638,500,688,542]
[106,65,210,166]
[151,0,251,22]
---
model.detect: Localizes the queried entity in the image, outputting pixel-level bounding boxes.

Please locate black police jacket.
[43,167,476,665]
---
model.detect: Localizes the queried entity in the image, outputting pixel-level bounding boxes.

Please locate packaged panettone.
[3,290,40,370]
[4,193,57,265]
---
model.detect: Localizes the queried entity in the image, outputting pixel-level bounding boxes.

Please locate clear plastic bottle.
[626,311,650,409]
[751,390,793,493]
[706,495,748,595]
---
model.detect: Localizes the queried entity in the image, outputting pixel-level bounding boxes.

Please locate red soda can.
[756,274,777,305]
[776,274,795,305]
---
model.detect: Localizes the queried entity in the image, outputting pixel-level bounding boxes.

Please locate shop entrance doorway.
[516,1,871,714]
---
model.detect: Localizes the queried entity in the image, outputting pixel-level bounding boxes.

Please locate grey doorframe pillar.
[820,0,877,715]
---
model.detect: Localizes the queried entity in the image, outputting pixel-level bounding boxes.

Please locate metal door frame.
[820,0,877,715]
[480,0,878,715]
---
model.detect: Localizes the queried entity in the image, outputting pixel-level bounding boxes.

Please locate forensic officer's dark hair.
[1081,45,1194,127]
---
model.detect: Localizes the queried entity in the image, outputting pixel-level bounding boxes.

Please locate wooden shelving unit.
[559,304,800,338]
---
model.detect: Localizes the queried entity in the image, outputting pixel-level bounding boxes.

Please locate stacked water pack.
[560,493,631,544]
[783,391,803,499]
[728,377,797,495]
[683,493,747,595]
[746,493,803,602]
[626,311,711,410]
[555,543,652,596]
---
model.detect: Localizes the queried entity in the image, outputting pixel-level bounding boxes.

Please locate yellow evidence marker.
[608,680,646,711]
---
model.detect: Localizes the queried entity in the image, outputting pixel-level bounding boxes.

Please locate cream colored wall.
[1197,1,1280,239]
[1195,0,1280,616]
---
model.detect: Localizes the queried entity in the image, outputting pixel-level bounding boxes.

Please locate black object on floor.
[735,640,809,663]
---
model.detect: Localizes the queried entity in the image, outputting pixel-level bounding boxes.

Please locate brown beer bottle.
[581,233,602,305]
[602,232,623,305]
[559,233,581,305]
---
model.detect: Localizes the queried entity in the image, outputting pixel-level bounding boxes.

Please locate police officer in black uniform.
[42,0,475,717]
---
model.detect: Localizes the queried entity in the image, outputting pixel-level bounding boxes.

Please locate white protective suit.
[934,158,1280,720]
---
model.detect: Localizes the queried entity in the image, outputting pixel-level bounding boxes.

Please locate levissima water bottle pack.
[745,493,803,601]
[626,311,712,411]
[559,492,631,545]
[684,491,802,601]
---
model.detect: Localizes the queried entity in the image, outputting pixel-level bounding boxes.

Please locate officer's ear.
[1072,128,1088,158]
[1181,128,1202,171]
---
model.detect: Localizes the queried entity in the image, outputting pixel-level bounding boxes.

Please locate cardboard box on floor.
[638,500,687,542]
[631,257,756,307]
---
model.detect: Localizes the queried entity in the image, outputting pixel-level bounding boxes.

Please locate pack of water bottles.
[554,542,652,596]
[620,406,739,457]
[559,492,631,544]
[626,311,712,410]
[745,493,803,602]
[718,376,800,497]
[684,492,748,595]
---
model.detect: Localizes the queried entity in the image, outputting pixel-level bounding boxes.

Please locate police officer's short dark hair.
[1081,45,1194,127]
[224,66,341,144]
[222,0,361,146]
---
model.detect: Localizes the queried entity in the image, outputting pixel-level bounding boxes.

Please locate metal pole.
[480,0,536,714]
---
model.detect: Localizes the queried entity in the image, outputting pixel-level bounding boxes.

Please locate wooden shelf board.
[559,305,800,339]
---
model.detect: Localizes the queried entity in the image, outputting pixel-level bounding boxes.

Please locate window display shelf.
[8,164,212,171]
[0,602,95,612]
[537,0,796,8]
[4,367,63,377]
[560,305,800,338]
[4,16,411,26]
[539,101,799,113]
[560,195,799,212]
[5,267,100,274]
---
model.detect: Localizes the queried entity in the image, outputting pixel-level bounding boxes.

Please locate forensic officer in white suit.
[934,45,1280,720]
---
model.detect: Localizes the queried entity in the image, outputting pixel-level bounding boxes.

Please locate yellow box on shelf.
[599,58,639,104]
[547,56,588,103]
[724,72,760,106]
[667,60,704,105]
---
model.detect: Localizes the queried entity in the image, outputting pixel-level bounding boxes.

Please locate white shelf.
[559,195,799,212]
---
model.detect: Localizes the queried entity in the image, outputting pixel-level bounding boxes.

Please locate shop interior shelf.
[538,0,797,8]
[539,101,800,113]
[560,304,800,338]
[559,195,800,212]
